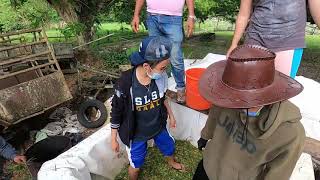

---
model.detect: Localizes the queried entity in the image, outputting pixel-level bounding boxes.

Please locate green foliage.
[190,0,240,23]
[212,0,240,23]
[110,1,136,24]
[102,0,146,26]
[4,162,31,180]
[91,43,131,69]
[59,22,86,39]
[0,0,21,31]
[99,47,130,69]
[0,0,59,32]
[17,0,59,28]
[193,0,217,23]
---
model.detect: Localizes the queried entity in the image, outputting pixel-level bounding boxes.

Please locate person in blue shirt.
[0,136,26,164]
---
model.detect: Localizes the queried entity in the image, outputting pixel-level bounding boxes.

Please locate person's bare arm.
[226,0,253,57]
[308,0,320,28]
[164,99,176,128]
[111,129,119,153]
[131,0,145,33]
[186,0,195,37]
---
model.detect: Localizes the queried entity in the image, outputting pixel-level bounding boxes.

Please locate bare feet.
[128,166,139,180]
[167,156,186,172]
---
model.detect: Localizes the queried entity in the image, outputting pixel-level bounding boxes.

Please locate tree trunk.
[46,0,88,48]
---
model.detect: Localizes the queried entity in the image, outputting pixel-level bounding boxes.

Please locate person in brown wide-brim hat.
[199,44,303,109]
[193,45,306,180]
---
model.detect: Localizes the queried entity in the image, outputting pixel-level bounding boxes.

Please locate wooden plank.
[0,37,24,44]
[41,27,61,71]
[0,62,55,80]
[0,40,46,52]
[0,50,50,66]
[73,33,114,49]
[304,137,320,160]
[0,28,42,38]
[79,65,120,79]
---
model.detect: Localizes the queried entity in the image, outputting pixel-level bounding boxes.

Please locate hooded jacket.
[201,100,305,180]
[110,68,168,147]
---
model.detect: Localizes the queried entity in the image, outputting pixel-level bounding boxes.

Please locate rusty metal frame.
[0,28,72,127]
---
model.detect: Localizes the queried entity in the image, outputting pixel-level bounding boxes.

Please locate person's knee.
[130,152,146,168]
[160,138,175,156]
[155,131,175,156]
[128,142,147,168]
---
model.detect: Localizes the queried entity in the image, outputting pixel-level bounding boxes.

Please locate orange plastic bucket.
[185,68,211,110]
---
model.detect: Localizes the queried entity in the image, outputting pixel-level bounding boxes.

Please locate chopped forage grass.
[115,140,202,180]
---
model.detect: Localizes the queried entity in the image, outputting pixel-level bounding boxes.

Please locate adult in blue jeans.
[131,0,196,103]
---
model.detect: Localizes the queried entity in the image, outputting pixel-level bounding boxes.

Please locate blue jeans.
[147,14,185,89]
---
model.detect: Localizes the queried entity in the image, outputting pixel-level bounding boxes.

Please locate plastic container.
[185,68,211,110]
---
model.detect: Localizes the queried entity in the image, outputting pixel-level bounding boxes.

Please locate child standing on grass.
[110,36,185,180]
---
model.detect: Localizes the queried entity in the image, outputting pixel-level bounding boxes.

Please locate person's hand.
[13,155,26,164]
[197,138,208,151]
[169,115,177,129]
[131,15,140,33]
[186,17,195,37]
[226,44,237,58]
[111,139,120,153]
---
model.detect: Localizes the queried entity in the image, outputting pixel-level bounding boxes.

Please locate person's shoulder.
[119,68,134,81]
[278,120,305,148]
[277,101,305,143]
[116,68,134,92]
[280,101,301,114]
[278,100,302,122]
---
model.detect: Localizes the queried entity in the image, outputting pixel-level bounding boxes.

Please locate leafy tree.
[45,0,115,44]
[8,0,115,45]
[18,0,59,28]
[0,0,58,31]
[0,0,21,31]
[212,0,240,23]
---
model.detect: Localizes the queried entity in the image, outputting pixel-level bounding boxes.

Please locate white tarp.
[38,54,318,180]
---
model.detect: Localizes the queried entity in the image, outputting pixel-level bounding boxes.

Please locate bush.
[96,46,131,69]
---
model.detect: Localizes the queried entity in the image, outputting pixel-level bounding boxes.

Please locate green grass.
[3,162,31,180]
[183,31,234,59]
[46,29,64,37]
[115,140,202,180]
[306,35,320,50]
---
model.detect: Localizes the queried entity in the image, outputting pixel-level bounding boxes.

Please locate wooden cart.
[0,28,72,128]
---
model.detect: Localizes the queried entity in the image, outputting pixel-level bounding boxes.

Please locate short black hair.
[144,59,167,68]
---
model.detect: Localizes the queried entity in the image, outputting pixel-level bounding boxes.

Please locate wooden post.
[41,27,61,71]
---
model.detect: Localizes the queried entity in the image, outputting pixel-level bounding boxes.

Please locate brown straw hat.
[199,45,303,108]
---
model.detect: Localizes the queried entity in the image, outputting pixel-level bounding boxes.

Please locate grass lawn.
[115,140,202,180]
[306,35,320,50]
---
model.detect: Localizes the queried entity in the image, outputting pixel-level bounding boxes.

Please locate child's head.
[129,36,172,79]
